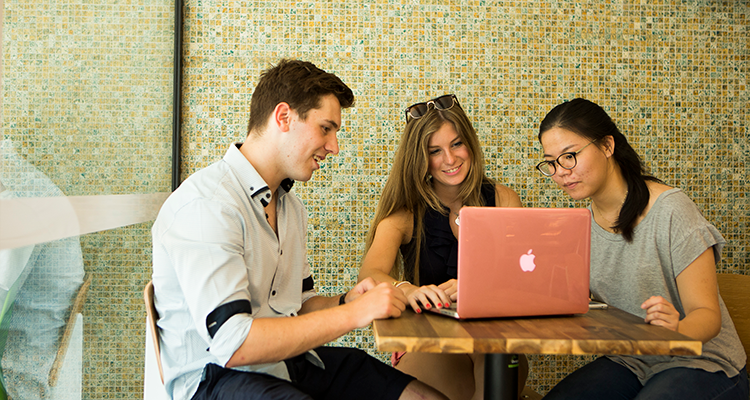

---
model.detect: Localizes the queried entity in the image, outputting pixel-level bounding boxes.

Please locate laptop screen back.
[455,207,591,319]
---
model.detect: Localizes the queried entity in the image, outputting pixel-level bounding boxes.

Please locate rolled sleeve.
[210,314,254,366]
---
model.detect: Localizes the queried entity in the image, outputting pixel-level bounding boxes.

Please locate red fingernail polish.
[416,309,422,314]
[425,303,431,309]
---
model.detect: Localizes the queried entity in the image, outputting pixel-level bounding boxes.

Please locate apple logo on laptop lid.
[519,249,536,272]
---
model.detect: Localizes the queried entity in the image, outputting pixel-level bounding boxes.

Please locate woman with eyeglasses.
[358,95,527,400]
[537,98,747,400]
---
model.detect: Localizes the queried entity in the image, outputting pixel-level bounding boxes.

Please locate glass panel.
[1,1,174,398]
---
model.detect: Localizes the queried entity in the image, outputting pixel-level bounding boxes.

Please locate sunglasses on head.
[404,94,461,122]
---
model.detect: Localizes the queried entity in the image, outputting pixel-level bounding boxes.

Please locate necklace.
[452,205,464,225]
[592,191,628,230]
[592,204,616,228]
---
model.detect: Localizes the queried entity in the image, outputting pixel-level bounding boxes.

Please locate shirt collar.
[224,143,295,204]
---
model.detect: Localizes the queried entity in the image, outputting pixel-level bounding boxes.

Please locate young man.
[151,59,448,400]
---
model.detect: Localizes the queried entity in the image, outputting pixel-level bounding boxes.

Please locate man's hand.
[346,278,408,328]
[345,276,377,302]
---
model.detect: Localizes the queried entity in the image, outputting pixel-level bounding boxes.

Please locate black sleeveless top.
[400,183,496,286]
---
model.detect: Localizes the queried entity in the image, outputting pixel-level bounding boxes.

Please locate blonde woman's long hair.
[364,103,494,283]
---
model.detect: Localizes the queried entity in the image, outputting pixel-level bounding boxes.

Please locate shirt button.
[280,250,283,255]
[265,193,271,198]
[249,187,254,191]
[272,290,277,296]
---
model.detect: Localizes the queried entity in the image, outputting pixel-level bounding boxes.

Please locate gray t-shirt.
[589,188,746,383]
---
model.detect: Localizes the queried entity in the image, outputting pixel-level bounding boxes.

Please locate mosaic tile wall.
[2,0,173,399]
[180,0,748,395]
[3,0,747,399]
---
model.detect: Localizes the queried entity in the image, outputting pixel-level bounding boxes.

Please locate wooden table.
[373,307,702,400]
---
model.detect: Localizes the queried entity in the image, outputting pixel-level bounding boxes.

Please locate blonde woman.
[359,95,526,400]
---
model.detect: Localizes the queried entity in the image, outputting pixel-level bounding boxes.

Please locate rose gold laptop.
[429,207,591,319]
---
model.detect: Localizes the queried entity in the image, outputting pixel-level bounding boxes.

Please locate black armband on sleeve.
[302,276,314,292]
[206,300,252,339]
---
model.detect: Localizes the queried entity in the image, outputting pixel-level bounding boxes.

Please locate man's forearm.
[226,280,406,368]
[298,294,343,314]
[225,304,358,368]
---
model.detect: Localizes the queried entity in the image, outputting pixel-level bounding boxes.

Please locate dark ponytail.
[538,98,661,241]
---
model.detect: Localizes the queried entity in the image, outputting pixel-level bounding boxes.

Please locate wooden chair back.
[717,273,750,368]
[144,280,164,383]
[49,273,92,387]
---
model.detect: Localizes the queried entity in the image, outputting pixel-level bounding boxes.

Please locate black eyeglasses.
[535,140,597,177]
[404,94,460,122]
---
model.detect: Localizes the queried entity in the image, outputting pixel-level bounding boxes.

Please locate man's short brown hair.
[247,59,354,135]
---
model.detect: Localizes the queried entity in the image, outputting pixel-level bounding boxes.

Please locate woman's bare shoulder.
[378,208,415,243]
[494,183,523,207]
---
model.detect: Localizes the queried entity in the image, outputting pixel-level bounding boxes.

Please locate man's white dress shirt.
[152,143,317,400]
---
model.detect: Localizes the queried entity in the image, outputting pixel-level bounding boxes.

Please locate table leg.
[484,353,518,400]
